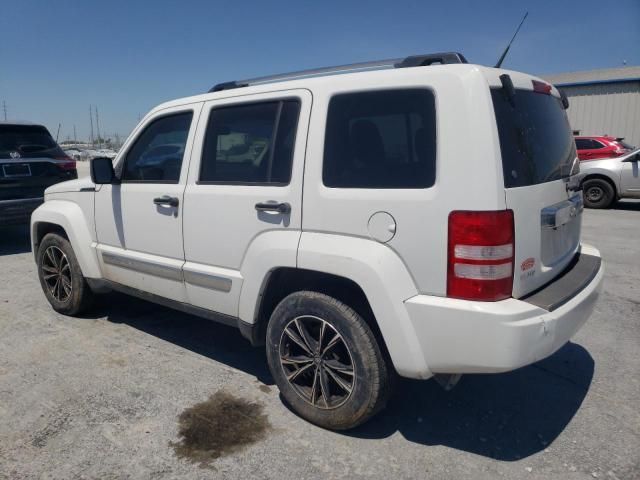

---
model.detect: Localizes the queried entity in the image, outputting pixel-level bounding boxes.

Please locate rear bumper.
[0,197,43,226]
[404,244,603,375]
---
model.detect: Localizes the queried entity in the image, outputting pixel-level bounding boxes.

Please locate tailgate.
[491,81,581,298]
[506,181,582,297]
[0,158,71,200]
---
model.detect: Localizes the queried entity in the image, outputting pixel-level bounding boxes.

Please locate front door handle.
[255,201,291,214]
[153,195,179,207]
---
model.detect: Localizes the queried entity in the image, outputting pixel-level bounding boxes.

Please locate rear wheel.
[583,178,615,209]
[37,233,93,315]
[266,291,391,430]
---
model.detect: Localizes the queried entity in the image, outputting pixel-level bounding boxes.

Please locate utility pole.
[95,106,102,149]
[89,105,95,146]
[73,124,77,143]
[2,101,7,121]
[56,123,61,142]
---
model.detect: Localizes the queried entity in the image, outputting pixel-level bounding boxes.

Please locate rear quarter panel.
[301,65,506,296]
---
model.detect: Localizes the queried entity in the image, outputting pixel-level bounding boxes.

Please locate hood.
[45,176,95,196]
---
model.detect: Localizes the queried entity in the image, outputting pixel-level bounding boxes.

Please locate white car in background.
[580,149,640,208]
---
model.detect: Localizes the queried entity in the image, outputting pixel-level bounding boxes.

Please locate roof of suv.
[0,121,42,127]
[145,56,559,117]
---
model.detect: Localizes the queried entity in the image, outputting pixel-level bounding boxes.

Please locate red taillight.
[447,210,514,301]
[532,79,552,95]
[55,156,76,170]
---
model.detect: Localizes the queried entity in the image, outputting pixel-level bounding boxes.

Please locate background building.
[543,66,640,146]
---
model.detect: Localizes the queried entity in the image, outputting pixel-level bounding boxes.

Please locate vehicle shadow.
[612,200,640,211]
[92,292,593,461]
[0,225,32,256]
[345,342,593,461]
[93,292,273,385]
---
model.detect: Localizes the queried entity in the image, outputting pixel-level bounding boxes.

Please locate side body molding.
[31,199,102,279]
[296,232,432,379]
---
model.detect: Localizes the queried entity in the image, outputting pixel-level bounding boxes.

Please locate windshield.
[0,125,58,156]
[491,88,577,188]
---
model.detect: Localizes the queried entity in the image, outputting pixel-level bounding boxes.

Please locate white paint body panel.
[31,197,100,278]
[93,102,203,302]
[181,89,311,316]
[405,244,603,373]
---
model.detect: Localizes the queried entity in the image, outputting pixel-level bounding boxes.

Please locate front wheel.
[265,291,391,430]
[583,178,615,209]
[37,233,94,315]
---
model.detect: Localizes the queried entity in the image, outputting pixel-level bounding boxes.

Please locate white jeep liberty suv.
[31,52,604,430]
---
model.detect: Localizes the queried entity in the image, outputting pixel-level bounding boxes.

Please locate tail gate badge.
[521,257,535,271]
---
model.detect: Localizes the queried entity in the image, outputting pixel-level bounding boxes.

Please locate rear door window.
[323,89,436,188]
[492,89,576,188]
[199,100,300,185]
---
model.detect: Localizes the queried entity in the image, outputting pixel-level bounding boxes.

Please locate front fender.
[31,200,101,278]
[297,232,431,379]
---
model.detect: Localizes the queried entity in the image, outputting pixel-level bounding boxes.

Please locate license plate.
[2,163,32,177]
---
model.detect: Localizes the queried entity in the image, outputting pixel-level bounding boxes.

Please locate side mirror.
[622,153,640,163]
[90,157,117,184]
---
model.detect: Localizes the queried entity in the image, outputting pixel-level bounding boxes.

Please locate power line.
[95,106,102,149]
[89,105,95,146]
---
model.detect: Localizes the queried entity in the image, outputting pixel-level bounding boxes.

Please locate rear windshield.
[617,140,636,150]
[491,89,576,188]
[0,125,59,157]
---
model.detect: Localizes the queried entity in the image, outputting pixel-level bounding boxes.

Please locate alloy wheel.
[279,315,355,409]
[41,246,72,302]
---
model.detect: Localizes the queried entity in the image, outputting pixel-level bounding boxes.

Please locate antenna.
[494,12,529,68]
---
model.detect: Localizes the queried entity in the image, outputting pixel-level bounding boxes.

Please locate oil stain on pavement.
[170,391,271,466]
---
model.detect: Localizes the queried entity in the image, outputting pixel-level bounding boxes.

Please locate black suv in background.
[0,122,77,225]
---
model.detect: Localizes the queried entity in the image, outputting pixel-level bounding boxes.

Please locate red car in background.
[575,136,635,161]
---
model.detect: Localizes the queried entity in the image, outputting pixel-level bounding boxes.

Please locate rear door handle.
[255,201,291,214]
[153,195,179,207]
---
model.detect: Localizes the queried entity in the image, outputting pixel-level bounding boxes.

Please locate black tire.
[37,233,94,315]
[583,178,615,209]
[265,291,391,430]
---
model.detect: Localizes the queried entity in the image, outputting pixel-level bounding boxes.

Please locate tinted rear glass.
[491,89,576,188]
[323,89,436,189]
[0,125,59,157]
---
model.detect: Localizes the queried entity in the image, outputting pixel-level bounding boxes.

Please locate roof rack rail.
[208,52,467,93]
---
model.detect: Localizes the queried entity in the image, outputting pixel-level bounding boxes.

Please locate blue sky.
[1,0,639,142]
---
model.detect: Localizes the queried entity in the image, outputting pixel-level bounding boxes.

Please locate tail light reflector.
[447,210,514,301]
